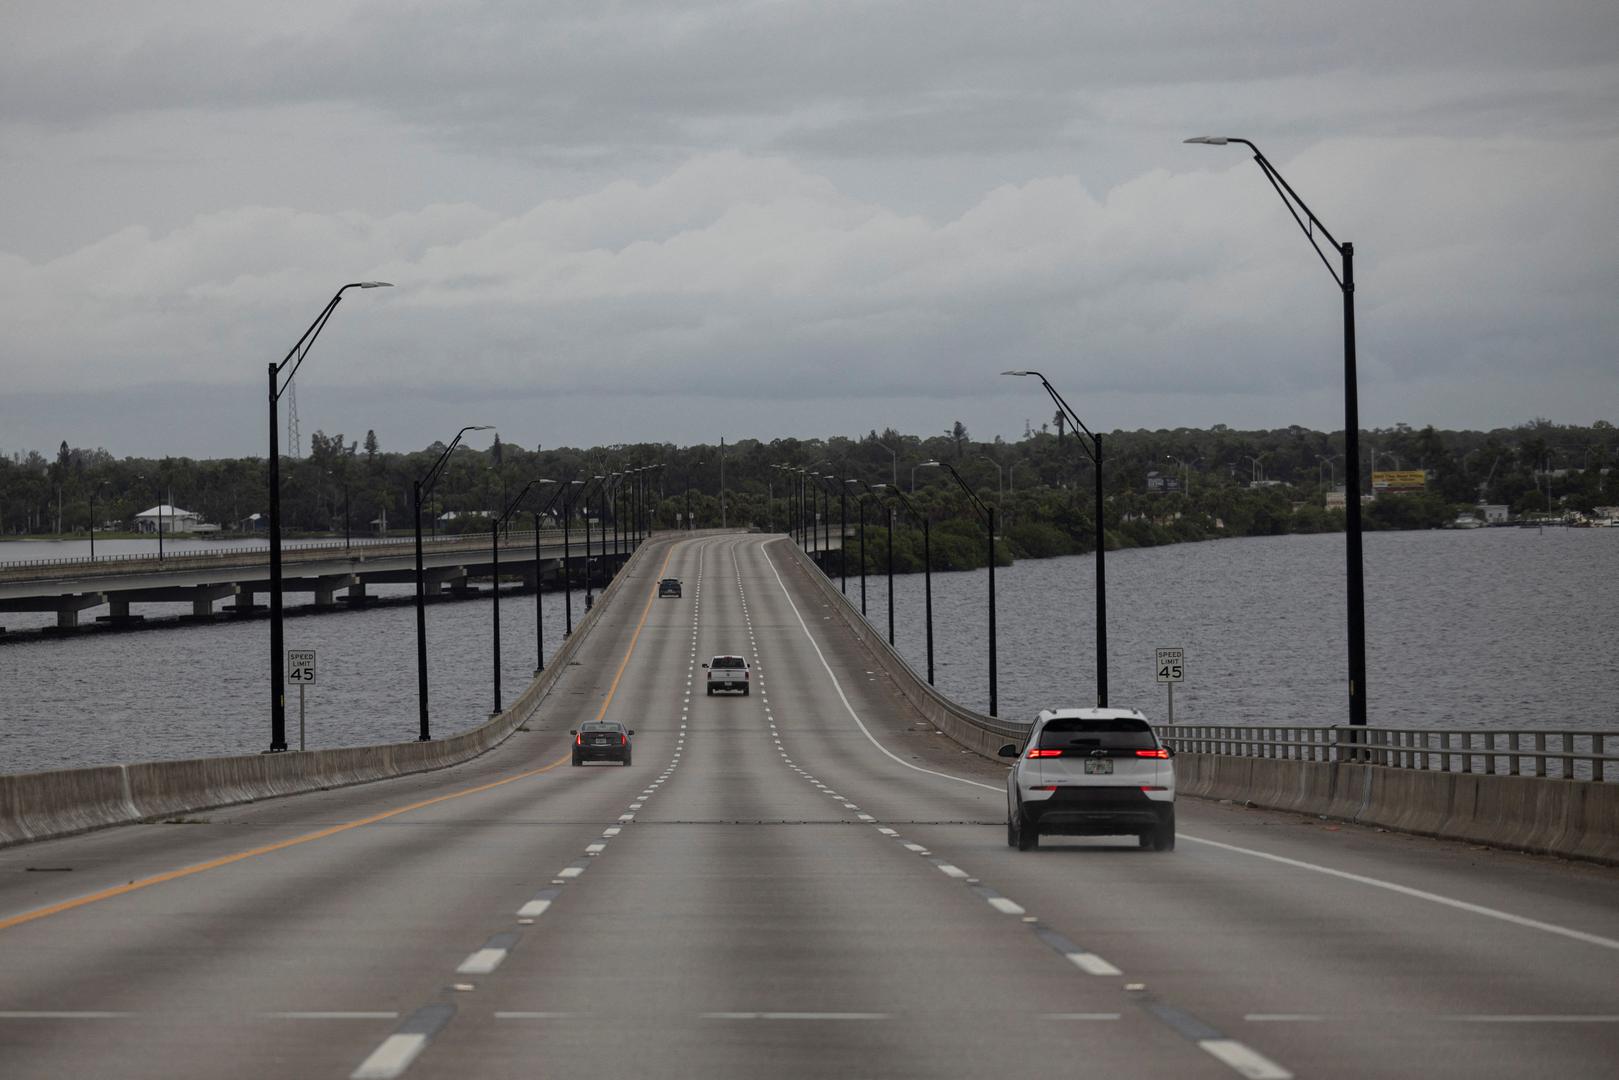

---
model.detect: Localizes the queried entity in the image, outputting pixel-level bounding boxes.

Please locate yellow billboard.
[1372,470,1426,493]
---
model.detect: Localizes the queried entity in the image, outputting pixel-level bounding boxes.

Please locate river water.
[822,526,1617,730]
[2,528,1614,773]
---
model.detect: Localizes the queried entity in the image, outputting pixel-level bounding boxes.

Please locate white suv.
[998,708,1176,851]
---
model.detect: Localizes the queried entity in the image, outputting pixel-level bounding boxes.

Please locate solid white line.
[1446,1014,1619,1023]
[1199,1038,1292,1079]
[758,540,1001,793]
[701,1012,889,1020]
[267,1011,400,1020]
[351,1033,428,1079]
[1066,952,1122,976]
[517,899,552,918]
[0,1010,134,1018]
[1183,835,1619,951]
[758,539,1617,956]
[456,948,508,974]
[987,897,1026,915]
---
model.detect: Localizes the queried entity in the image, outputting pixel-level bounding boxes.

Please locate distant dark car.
[571,721,634,766]
[658,578,682,598]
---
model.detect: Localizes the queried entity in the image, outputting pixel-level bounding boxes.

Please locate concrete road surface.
[1,533,1615,1078]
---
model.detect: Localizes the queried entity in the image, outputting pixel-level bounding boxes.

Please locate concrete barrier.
[774,540,1030,757]
[1177,750,1619,866]
[0,534,663,849]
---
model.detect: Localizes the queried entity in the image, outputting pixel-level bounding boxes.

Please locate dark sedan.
[658,578,682,598]
[571,721,634,766]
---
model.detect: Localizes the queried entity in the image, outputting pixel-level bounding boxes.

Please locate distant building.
[1476,503,1510,524]
[1325,487,1347,509]
[135,504,206,534]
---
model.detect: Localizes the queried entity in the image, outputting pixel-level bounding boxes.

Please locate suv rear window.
[1037,718,1157,751]
[711,657,745,669]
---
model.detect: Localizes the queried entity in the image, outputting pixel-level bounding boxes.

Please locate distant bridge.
[0,530,632,630]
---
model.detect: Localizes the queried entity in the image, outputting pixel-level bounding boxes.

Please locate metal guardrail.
[1160,724,1617,782]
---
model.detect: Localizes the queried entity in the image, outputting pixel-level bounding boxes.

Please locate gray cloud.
[1,2,1615,457]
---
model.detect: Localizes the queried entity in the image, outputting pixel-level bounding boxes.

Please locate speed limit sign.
[287,649,317,685]
[1155,647,1183,724]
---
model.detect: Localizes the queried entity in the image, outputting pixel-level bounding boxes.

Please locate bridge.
[0,529,631,630]
[1,532,1615,1078]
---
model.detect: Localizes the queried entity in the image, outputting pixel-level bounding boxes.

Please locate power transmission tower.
[287,376,302,458]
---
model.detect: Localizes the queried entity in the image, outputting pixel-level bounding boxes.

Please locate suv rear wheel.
[1014,804,1039,851]
[1151,808,1176,852]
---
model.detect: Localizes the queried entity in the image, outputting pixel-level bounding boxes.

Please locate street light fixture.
[919,460,998,715]
[1003,369,1108,707]
[266,280,391,752]
[414,424,492,741]
[1186,134,1367,727]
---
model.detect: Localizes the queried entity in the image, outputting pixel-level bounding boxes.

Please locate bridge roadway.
[0,533,1615,1078]
[0,530,614,629]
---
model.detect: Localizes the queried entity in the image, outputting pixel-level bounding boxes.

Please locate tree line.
[2,419,1612,569]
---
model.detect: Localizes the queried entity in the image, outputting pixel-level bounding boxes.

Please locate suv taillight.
[1135,748,1169,759]
[1026,748,1062,758]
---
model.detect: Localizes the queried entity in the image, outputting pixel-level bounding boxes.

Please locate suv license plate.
[1083,759,1114,775]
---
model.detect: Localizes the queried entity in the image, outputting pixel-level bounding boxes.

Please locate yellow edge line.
[593,544,677,724]
[0,542,680,935]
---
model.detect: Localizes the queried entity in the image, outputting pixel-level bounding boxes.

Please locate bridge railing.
[0,529,580,577]
[1160,724,1617,782]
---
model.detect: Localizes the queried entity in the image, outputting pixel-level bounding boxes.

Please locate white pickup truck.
[704,655,751,696]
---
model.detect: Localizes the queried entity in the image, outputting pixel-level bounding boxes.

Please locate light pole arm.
[273,282,391,398]
[496,478,554,529]
[418,425,488,497]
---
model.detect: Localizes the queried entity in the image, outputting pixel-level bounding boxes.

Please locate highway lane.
[735,535,1619,1078]
[0,531,1615,1078]
[0,537,686,1078]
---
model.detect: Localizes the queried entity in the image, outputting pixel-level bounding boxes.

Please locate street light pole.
[920,460,996,716]
[859,480,894,645]
[560,479,585,636]
[1187,135,1366,726]
[883,485,933,684]
[414,424,492,741]
[267,280,391,752]
[489,478,554,714]
[847,480,869,616]
[1003,370,1107,707]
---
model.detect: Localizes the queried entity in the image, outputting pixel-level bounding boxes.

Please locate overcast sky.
[3,1,1615,460]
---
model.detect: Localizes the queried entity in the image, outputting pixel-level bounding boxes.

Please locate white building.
[1476,503,1510,524]
[135,504,204,534]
